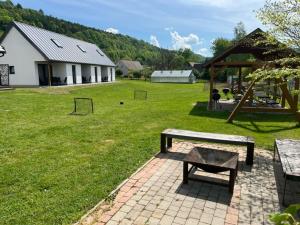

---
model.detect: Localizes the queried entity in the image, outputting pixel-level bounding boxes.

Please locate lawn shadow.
[190,101,299,133]
[232,121,299,134]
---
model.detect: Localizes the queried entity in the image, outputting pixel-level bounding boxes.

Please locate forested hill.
[0,0,205,66]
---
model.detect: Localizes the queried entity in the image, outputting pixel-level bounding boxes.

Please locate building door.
[110,68,113,81]
[95,67,98,83]
[38,64,49,86]
[72,65,76,84]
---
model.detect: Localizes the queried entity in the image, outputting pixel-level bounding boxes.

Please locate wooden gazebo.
[202,28,300,123]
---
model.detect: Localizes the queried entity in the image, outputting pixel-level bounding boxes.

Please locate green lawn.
[0,80,299,225]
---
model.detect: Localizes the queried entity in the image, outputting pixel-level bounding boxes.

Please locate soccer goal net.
[134,90,148,100]
[70,98,94,115]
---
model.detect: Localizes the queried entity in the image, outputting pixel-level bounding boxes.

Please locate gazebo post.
[294,78,299,110]
[238,67,242,93]
[208,66,215,110]
[48,63,52,87]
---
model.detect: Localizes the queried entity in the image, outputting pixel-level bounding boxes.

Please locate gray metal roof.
[151,70,193,77]
[11,21,115,66]
[118,60,143,70]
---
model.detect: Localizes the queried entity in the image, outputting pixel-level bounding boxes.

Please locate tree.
[249,0,300,84]
[211,38,232,56]
[233,22,247,42]
[257,0,300,48]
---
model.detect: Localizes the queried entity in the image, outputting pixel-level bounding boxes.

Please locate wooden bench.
[161,129,255,165]
[274,139,300,205]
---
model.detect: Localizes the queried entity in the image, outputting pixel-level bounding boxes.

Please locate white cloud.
[196,48,211,57]
[150,35,160,47]
[105,27,119,34]
[178,0,233,8]
[177,0,262,9]
[164,27,174,31]
[170,31,202,50]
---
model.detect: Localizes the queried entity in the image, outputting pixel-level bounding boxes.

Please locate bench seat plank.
[162,129,254,145]
[161,129,255,165]
[275,139,300,180]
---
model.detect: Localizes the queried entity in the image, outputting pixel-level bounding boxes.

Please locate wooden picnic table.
[274,139,300,205]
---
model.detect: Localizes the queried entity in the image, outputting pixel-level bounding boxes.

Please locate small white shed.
[151,70,196,83]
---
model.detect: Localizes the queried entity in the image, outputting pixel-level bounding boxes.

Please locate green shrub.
[116,69,123,76]
[133,71,142,79]
[269,204,300,225]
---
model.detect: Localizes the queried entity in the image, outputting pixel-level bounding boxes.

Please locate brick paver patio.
[76,142,299,225]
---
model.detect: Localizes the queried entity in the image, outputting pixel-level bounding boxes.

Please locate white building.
[151,70,196,83]
[0,21,116,87]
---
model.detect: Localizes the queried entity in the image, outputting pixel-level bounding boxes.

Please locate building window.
[77,45,86,53]
[9,66,15,74]
[51,38,63,48]
[96,49,104,56]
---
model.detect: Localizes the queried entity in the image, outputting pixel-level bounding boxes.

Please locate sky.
[12,0,266,57]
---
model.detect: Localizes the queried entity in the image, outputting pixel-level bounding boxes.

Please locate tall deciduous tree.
[257,0,300,48]
[233,22,247,42]
[249,0,300,83]
[211,38,232,56]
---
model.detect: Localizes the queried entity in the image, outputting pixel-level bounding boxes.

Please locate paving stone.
[200,212,213,224]
[120,205,132,213]
[133,215,148,224]
[151,209,165,219]
[172,216,187,225]
[87,143,284,225]
[112,211,127,222]
[159,215,174,225]
[176,210,190,219]
[147,217,160,225]
[212,217,225,225]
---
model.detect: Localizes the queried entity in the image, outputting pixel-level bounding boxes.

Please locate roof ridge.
[13,21,99,48]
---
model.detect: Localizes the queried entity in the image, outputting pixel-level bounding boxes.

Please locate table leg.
[160,133,167,153]
[273,142,277,161]
[246,143,254,165]
[167,137,172,149]
[282,176,287,206]
[183,162,188,184]
[229,169,235,193]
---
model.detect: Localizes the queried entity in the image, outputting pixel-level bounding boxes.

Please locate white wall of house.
[102,66,115,82]
[111,67,116,82]
[0,26,46,86]
[81,64,92,83]
[0,26,115,86]
[151,75,195,83]
[52,63,67,84]
[91,65,102,83]
[101,66,108,82]
[66,63,82,84]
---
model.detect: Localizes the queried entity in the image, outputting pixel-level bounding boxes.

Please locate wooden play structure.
[202,28,300,123]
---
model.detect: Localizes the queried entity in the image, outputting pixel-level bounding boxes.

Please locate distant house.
[187,62,204,71]
[117,60,143,76]
[0,21,116,87]
[151,70,196,83]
